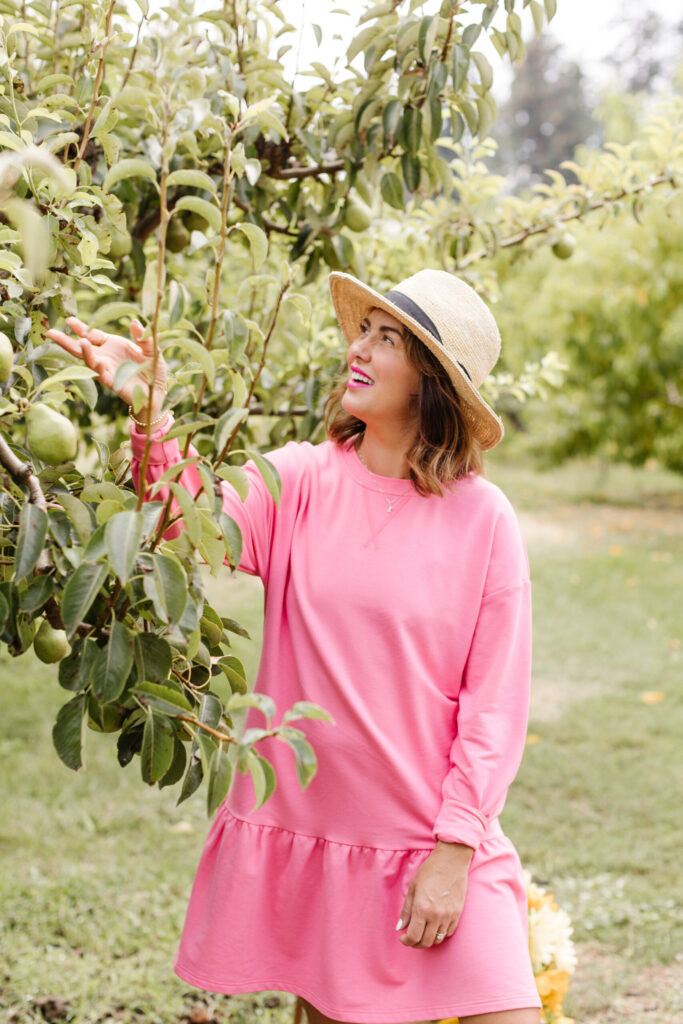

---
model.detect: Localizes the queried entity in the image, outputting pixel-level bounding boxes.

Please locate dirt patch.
[567,943,683,1023]
[518,504,683,551]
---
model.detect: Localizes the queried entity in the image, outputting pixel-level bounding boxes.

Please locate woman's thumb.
[396,887,413,931]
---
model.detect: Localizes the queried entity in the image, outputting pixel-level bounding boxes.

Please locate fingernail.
[395,918,404,931]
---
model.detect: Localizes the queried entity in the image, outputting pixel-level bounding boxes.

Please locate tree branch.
[72,0,116,177]
[213,277,290,468]
[455,173,678,269]
[0,435,47,511]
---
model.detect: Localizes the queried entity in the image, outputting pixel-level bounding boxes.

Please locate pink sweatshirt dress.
[130,423,541,1022]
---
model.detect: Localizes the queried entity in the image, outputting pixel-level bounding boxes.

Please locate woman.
[47,269,541,1024]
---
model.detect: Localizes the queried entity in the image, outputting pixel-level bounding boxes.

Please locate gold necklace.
[357,446,410,513]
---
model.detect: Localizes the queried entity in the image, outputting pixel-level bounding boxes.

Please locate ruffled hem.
[174,809,540,1020]
[173,967,540,1023]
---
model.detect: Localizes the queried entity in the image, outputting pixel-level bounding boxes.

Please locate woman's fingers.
[400,912,427,947]
[66,317,108,344]
[45,327,82,358]
[130,319,145,342]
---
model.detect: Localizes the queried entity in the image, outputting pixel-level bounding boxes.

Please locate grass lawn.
[1,456,681,1023]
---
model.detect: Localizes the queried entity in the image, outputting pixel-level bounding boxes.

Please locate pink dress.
[130,424,541,1022]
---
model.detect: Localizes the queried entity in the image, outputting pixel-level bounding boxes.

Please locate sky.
[276,0,681,97]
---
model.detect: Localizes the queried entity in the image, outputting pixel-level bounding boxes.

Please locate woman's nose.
[349,334,371,360]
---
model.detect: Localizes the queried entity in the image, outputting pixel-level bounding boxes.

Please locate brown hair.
[324,328,483,496]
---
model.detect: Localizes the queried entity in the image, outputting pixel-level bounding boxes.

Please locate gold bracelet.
[129,407,169,430]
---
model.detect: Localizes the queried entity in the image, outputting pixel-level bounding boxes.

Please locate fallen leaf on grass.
[526,733,542,745]
[639,691,665,704]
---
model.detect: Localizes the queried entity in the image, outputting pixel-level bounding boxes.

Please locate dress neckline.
[340,441,415,496]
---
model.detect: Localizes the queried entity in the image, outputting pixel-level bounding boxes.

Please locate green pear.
[552,232,576,260]
[166,218,191,253]
[33,620,70,664]
[26,405,78,465]
[343,196,373,233]
[0,332,13,382]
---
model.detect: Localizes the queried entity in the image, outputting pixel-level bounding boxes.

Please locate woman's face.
[341,307,421,434]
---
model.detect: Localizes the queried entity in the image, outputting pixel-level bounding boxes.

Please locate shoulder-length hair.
[323,328,484,496]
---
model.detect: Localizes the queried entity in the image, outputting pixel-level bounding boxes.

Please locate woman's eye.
[383,335,395,346]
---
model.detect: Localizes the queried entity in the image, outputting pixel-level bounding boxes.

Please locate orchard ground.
[1,455,682,1024]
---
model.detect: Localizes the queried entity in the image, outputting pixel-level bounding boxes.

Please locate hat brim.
[328,271,504,451]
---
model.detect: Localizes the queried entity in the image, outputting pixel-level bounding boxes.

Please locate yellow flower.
[535,967,571,1013]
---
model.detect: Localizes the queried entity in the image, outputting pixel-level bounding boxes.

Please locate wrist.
[129,406,170,431]
[434,840,474,867]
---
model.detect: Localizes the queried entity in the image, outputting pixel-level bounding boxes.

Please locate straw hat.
[328,269,504,450]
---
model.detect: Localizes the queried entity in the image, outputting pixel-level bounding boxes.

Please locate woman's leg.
[459,1011,541,1024]
[296,998,541,1024]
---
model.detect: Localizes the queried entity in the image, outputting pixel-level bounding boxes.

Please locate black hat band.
[385,289,472,382]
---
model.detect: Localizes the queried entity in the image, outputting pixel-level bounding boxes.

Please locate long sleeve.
[129,418,280,579]
[433,504,532,851]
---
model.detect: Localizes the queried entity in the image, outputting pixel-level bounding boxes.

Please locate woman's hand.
[46,317,168,422]
[397,841,473,949]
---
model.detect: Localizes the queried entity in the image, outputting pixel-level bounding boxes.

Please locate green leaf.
[227,692,276,721]
[18,574,54,615]
[245,748,276,810]
[220,617,251,639]
[451,44,470,93]
[0,590,8,634]
[167,482,201,547]
[279,727,318,788]
[113,358,151,394]
[234,222,268,271]
[401,152,421,192]
[134,632,172,683]
[52,694,86,771]
[215,408,249,454]
[543,0,557,21]
[169,336,215,388]
[141,710,175,783]
[462,23,481,49]
[143,553,187,624]
[93,618,135,703]
[173,196,222,234]
[380,171,404,211]
[475,94,496,140]
[246,450,281,507]
[14,504,48,583]
[198,692,223,730]
[134,681,193,715]
[102,158,158,192]
[166,169,216,192]
[159,737,187,789]
[35,365,99,393]
[177,755,203,806]
[401,107,423,155]
[417,14,439,64]
[57,494,93,546]
[529,0,545,34]
[215,464,250,502]
[382,98,402,143]
[105,509,144,585]
[61,562,108,639]
[58,637,99,693]
[217,655,248,694]
[219,512,243,569]
[282,701,334,724]
[471,51,493,92]
[207,745,233,815]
